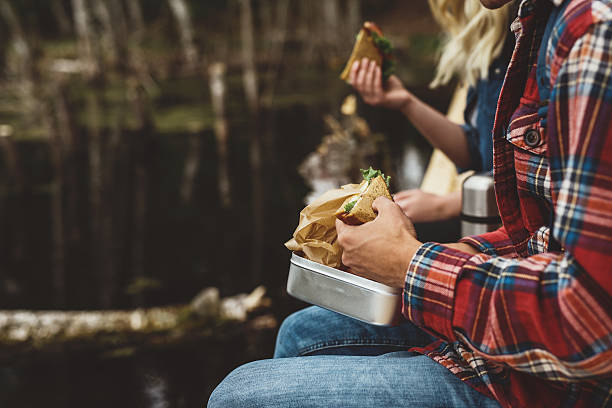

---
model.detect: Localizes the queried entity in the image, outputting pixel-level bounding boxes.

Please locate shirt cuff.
[459,226,519,258]
[403,242,474,341]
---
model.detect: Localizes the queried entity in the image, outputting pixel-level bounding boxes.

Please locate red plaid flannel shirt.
[405,1,612,406]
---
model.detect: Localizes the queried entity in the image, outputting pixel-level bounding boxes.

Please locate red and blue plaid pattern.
[404,1,612,406]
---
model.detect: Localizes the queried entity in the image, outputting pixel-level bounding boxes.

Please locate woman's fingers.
[393,190,417,200]
[364,60,377,96]
[348,60,360,85]
[349,58,387,106]
[373,65,382,93]
[355,58,369,91]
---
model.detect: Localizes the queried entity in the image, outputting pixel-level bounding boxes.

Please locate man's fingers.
[335,218,347,234]
[372,196,395,214]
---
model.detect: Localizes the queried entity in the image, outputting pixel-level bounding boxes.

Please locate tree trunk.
[92,0,118,66]
[86,91,114,308]
[0,0,35,111]
[167,0,199,72]
[0,127,23,194]
[180,132,201,205]
[71,0,100,78]
[0,126,26,265]
[51,0,72,35]
[49,80,81,248]
[346,0,362,42]
[239,0,264,286]
[208,62,231,208]
[0,286,273,358]
[321,0,342,58]
[128,81,152,307]
[44,106,67,308]
[259,0,272,49]
[125,0,145,34]
[123,0,155,94]
[296,0,313,56]
[261,0,290,105]
[239,0,258,112]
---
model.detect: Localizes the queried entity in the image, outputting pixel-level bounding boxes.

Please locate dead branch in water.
[0,286,274,360]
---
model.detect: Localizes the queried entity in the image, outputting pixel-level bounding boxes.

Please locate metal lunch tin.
[287,253,403,326]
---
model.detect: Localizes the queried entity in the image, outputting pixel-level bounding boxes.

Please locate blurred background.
[0,0,453,406]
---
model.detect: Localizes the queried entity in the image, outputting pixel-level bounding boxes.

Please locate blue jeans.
[208,306,500,407]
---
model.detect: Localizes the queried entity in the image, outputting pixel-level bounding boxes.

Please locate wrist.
[437,193,461,220]
[445,242,480,255]
[397,90,414,114]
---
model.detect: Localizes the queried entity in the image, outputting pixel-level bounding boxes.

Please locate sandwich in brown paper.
[285,168,392,268]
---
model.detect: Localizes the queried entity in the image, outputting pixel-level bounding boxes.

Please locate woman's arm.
[349,58,471,168]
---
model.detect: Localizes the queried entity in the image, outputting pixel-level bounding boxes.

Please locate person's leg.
[274,306,436,358]
[208,352,500,408]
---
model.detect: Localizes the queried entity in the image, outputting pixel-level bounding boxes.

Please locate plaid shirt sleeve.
[404,21,612,384]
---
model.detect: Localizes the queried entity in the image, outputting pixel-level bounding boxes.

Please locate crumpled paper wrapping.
[285,183,362,268]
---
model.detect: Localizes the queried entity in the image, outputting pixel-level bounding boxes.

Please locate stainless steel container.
[461,172,501,236]
[287,253,403,326]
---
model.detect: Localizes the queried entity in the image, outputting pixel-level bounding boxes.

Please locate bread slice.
[340,21,395,82]
[335,175,392,225]
[339,22,384,82]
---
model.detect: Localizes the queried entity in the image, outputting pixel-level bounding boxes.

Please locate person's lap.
[208,306,500,408]
[274,305,436,357]
[208,352,500,407]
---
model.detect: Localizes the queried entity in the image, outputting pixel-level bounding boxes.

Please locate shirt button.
[524,129,541,147]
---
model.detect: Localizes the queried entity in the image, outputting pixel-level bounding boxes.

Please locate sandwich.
[339,22,395,83]
[335,167,392,225]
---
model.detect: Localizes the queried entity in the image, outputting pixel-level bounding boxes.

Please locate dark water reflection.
[0,329,276,407]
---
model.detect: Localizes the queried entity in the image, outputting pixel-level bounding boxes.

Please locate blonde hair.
[428,0,516,88]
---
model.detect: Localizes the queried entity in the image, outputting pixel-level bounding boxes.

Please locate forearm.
[404,240,612,381]
[438,191,462,221]
[400,95,471,168]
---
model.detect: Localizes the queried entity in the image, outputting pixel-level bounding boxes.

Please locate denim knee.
[208,361,260,408]
[273,309,305,358]
[208,359,291,408]
[274,306,329,358]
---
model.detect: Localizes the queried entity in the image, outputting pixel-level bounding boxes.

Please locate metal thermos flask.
[461,173,501,237]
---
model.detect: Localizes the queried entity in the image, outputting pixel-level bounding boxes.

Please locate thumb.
[372,196,394,214]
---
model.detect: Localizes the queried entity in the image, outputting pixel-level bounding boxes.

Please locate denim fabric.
[273,305,436,357]
[208,307,501,408]
[460,36,514,173]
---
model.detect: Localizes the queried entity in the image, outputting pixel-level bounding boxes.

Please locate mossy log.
[0,286,275,361]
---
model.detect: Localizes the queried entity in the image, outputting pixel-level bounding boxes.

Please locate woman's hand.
[335,197,421,288]
[393,190,462,223]
[349,58,412,111]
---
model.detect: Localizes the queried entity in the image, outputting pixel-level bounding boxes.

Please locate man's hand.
[349,58,412,111]
[335,197,421,288]
[394,190,462,223]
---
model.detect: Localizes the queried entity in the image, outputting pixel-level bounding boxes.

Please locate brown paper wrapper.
[285,183,362,268]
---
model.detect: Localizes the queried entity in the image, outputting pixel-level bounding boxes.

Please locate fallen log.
[0,286,275,361]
